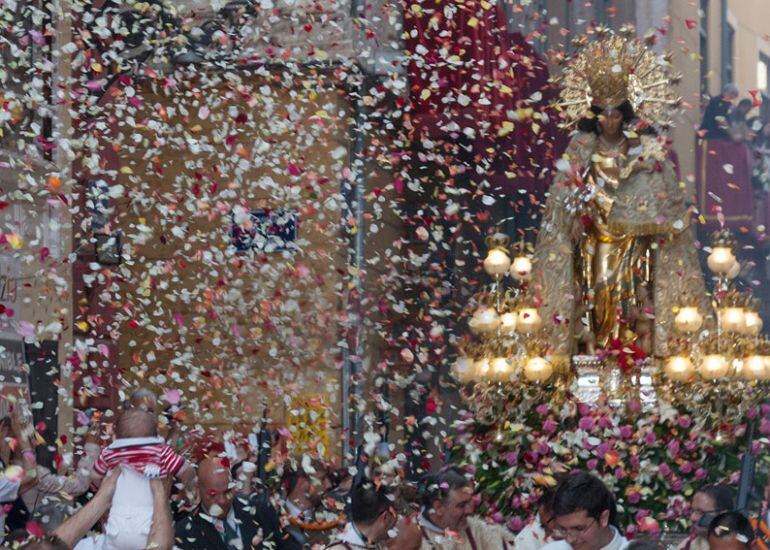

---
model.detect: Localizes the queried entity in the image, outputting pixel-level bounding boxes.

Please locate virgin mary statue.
[531,29,712,365]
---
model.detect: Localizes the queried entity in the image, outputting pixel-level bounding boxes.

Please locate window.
[724,23,735,85]
[759,54,770,93]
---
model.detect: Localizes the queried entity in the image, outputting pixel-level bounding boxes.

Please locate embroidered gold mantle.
[530,133,712,359]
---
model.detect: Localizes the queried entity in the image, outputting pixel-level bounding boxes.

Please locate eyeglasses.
[552,518,597,539]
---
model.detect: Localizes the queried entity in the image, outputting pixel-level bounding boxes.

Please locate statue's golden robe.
[531,133,712,362]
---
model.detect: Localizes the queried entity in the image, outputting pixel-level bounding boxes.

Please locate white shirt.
[74,534,105,550]
[330,522,376,549]
[515,515,564,550]
[541,525,627,550]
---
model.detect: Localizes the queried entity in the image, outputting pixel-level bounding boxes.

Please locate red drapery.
[403,0,563,196]
[696,139,755,234]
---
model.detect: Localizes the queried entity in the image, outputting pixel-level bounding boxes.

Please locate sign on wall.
[229,208,298,253]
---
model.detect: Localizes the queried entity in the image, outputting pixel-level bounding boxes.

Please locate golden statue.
[531,28,712,364]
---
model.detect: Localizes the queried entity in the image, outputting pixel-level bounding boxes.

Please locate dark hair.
[552,472,617,527]
[281,467,309,497]
[697,484,734,513]
[576,101,636,134]
[539,487,556,513]
[737,98,753,110]
[350,480,392,525]
[420,466,473,509]
[708,511,755,543]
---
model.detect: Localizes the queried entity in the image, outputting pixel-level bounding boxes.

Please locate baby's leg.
[102,468,154,550]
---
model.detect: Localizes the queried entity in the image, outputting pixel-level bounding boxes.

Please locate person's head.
[736,99,753,117]
[198,457,234,518]
[690,484,734,537]
[350,480,397,543]
[282,463,328,509]
[114,408,157,439]
[127,388,158,413]
[723,84,740,101]
[577,101,635,137]
[763,121,770,137]
[420,466,475,531]
[550,472,617,550]
[538,487,559,540]
[707,512,755,550]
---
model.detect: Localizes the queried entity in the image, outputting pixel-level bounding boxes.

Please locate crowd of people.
[1,388,769,550]
[700,83,770,203]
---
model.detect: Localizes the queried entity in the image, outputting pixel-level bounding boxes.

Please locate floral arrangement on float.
[451,388,770,537]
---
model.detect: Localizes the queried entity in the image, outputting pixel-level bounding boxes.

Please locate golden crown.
[553,26,682,128]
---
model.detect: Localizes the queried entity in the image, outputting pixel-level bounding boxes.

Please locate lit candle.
[499,312,518,334]
[490,357,512,382]
[474,357,491,379]
[509,256,533,281]
[699,354,729,380]
[523,356,553,383]
[674,307,703,333]
[742,355,769,381]
[665,356,694,382]
[470,307,500,334]
[483,248,511,276]
[720,307,745,333]
[516,308,543,333]
[742,311,763,336]
[707,246,736,274]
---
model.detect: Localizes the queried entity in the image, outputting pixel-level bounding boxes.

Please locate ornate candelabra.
[452,234,568,388]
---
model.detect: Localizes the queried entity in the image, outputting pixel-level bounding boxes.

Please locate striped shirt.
[94,436,186,478]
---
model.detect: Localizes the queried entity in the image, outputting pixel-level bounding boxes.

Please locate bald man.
[174,458,288,549]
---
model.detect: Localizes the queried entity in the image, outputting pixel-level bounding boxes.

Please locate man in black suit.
[175,457,290,549]
[700,83,739,140]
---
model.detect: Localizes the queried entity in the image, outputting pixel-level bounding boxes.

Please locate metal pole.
[341,68,367,463]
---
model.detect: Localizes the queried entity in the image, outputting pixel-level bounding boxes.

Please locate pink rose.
[543,419,558,433]
[685,440,698,452]
[620,425,633,439]
[695,468,707,480]
[536,404,550,416]
[627,491,641,504]
[492,512,504,524]
[587,458,599,470]
[671,478,684,491]
[598,416,613,429]
[667,439,680,457]
[760,418,770,435]
[614,467,626,480]
[578,403,592,416]
[579,416,595,431]
[505,452,519,466]
[644,431,657,445]
[680,462,694,474]
[678,416,692,428]
[508,517,524,532]
[658,463,672,477]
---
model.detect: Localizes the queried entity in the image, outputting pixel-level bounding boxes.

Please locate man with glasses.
[541,472,627,550]
[677,485,734,550]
